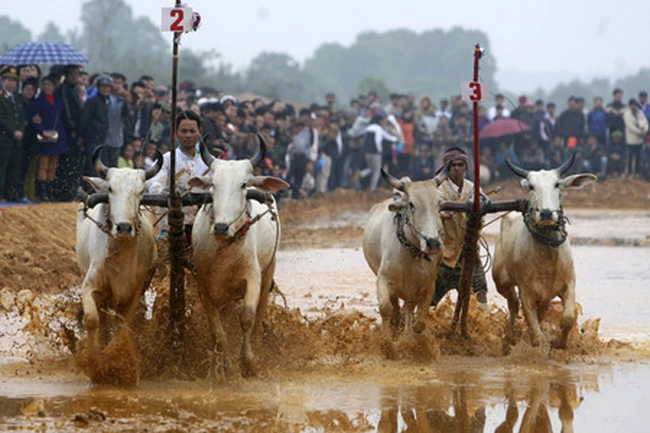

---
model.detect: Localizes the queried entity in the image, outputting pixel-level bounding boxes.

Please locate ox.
[189,135,289,380]
[492,154,596,349]
[362,169,445,344]
[76,146,162,350]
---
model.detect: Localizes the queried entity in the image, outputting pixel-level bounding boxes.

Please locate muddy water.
[1,208,650,431]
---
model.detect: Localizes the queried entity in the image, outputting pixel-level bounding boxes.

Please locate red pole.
[472,44,482,212]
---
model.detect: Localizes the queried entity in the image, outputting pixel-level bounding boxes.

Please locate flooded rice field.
[1,191,649,432]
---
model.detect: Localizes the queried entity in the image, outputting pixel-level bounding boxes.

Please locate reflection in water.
[0,364,617,432]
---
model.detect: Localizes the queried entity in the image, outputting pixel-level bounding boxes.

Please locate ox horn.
[144,149,164,180]
[381,168,406,192]
[199,140,217,168]
[505,158,529,179]
[556,152,576,176]
[92,146,110,179]
[249,133,267,168]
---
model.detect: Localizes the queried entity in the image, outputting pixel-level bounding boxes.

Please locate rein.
[522,203,568,247]
[393,211,432,262]
[79,201,143,238]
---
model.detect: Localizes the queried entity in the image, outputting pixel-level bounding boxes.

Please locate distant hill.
[496,68,613,94]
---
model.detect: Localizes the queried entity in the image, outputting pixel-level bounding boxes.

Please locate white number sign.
[161,7,193,32]
[461,81,491,102]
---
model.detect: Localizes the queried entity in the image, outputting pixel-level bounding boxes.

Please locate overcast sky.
[6,0,649,89]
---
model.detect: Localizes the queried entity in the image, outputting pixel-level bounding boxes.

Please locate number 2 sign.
[161,7,193,32]
[460,81,491,103]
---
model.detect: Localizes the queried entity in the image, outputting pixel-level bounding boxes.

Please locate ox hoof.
[240,356,257,378]
[412,321,426,335]
[551,337,568,350]
[380,338,397,360]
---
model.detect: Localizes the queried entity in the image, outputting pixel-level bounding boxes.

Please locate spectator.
[81,74,112,176]
[0,66,27,203]
[587,97,608,146]
[582,135,607,179]
[495,141,519,179]
[547,135,570,170]
[556,96,585,151]
[411,144,434,181]
[53,64,84,202]
[435,98,452,120]
[623,98,649,178]
[488,94,511,120]
[639,91,650,136]
[397,108,415,177]
[20,77,39,202]
[30,75,69,202]
[521,140,546,171]
[360,115,399,192]
[118,143,135,168]
[432,115,454,169]
[606,88,626,140]
[300,160,316,198]
[607,130,626,176]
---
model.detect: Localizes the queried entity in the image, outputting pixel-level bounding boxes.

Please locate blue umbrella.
[0,41,89,65]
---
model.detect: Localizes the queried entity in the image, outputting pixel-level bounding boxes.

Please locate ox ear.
[248,176,290,193]
[388,197,407,212]
[83,176,108,193]
[560,173,597,190]
[520,178,531,190]
[188,176,211,189]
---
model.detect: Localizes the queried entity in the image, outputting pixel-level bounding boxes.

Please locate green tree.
[358,75,390,102]
[37,22,67,42]
[614,69,650,98]
[245,52,316,101]
[0,16,32,53]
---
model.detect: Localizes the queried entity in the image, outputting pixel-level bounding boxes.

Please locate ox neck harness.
[208,195,277,243]
[522,201,568,247]
[394,211,432,262]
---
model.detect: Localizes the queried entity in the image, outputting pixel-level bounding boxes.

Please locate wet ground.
[1,201,649,431]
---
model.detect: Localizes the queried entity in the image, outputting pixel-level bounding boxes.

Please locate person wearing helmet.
[80,75,113,176]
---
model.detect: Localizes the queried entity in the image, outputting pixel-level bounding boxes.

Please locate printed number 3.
[170,9,184,31]
[469,82,482,101]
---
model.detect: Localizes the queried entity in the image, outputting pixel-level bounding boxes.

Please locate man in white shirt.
[488,94,511,120]
[147,110,211,243]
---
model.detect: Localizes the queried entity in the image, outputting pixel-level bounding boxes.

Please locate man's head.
[495,93,505,104]
[96,74,113,97]
[19,64,40,83]
[442,147,468,186]
[567,96,577,110]
[594,97,603,109]
[640,91,648,105]
[535,99,545,111]
[613,88,623,102]
[629,98,639,112]
[611,130,623,143]
[110,72,126,95]
[176,110,202,152]
[63,65,80,85]
[547,102,556,115]
[525,101,534,113]
[1,66,19,93]
[325,92,336,106]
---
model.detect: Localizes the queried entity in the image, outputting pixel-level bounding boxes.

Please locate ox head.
[189,134,290,238]
[505,154,596,226]
[85,146,163,238]
[383,168,444,255]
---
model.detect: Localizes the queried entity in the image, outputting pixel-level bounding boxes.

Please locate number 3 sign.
[460,81,491,103]
[161,7,194,32]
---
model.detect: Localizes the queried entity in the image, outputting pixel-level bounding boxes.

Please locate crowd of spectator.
[1,62,649,205]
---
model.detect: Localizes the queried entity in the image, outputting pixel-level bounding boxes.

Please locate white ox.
[492,154,596,349]
[189,135,289,380]
[76,146,162,350]
[362,169,445,343]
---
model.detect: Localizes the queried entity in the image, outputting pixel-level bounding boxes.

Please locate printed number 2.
[469,82,482,101]
[170,9,184,31]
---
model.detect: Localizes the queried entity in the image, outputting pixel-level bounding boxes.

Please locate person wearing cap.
[623,98,649,177]
[80,74,113,176]
[432,147,488,306]
[0,66,27,203]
